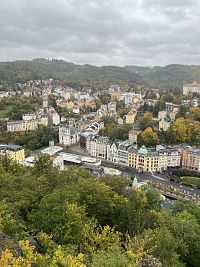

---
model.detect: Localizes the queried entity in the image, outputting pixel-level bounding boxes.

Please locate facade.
[183,81,200,95]
[86,121,104,133]
[59,125,80,146]
[125,110,137,124]
[107,102,117,115]
[159,118,171,131]
[7,119,38,132]
[51,155,64,171]
[22,113,37,121]
[79,131,98,151]
[52,112,60,125]
[118,141,135,166]
[166,103,180,113]
[6,144,25,162]
[157,146,181,169]
[158,110,176,121]
[96,137,110,159]
[128,145,160,173]
[181,146,200,172]
[129,129,141,144]
[38,115,49,126]
[107,141,121,163]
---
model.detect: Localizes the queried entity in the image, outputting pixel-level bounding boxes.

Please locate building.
[86,121,104,133]
[38,115,49,126]
[107,102,117,115]
[129,129,141,144]
[166,103,180,113]
[159,118,171,131]
[125,110,137,124]
[157,146,181,170]
[59,125,80,146]
[96,137,110,159]
[50,155,64,171]
[181,146,200,172]
[52,112,60,125]
[7,119,38,132]
[107,141,121,163]
[183,81,200,95]
[6,144,25,162]
[128,145,160,173]
[118,141,135,166]
[22,113,37,121]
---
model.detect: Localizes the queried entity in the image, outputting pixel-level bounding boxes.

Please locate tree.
[140,127,159,147]
[139,112,154,131]
[171,117,187,143]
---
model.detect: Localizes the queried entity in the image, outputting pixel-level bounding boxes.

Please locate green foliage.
[0,158,200,266]
[138,112,154,131]
[0,125,58,150]
[100,117,132,140]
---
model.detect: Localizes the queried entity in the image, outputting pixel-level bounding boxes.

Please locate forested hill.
[0,59,142,89]
[125,64,200,89]
[1,58,200,90]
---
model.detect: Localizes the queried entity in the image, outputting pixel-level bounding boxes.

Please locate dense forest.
[1,155,200,266]
[1,59,200,90]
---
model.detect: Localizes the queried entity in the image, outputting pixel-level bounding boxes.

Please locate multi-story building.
[107,102,117,115]
[159,118,171,131]
[22,113,37,121]
[158,110,176,121]
[6,144,25,162]
[183,81,200,95]
[107,140,121,163]
[166,103,180,113]
[181,146,200,172]
[96,137,110,159]
[52,112,60,125]
[125,110,137,124]
[38,115,49,126]
[157,145,181,170]
[7,119,38,132]
[128,145,160,173]
[79,131,98,151]
[129,129,141,144]
[86,121,104,133]
[118,141,135,166]
[59,125,80,147]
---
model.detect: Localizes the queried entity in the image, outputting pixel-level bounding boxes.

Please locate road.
[67,145,200,199]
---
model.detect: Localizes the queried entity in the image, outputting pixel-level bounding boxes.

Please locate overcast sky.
[0,0,200,66]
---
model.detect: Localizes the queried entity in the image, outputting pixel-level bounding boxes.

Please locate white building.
[52,112,60,125]
[183,81,200,95]
[86,121,104,133]
[107,141,121,163]
[59,125,80,146]
[7,119,38,132]
[157,146,181,169]
[22,113,37,121]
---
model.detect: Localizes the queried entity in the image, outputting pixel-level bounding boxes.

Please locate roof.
[129,129,141,135]
[41,146,63,156]
[138,145,148,156]
[7,144,23,150]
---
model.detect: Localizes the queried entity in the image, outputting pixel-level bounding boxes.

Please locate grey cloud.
[0,0,200,66]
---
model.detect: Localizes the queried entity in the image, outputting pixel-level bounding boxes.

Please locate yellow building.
[38,115,49,126]
[125,110,137,124]
[6,144,25,162]
[66,100,75,110]
[128,145,160,173]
